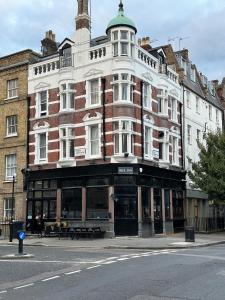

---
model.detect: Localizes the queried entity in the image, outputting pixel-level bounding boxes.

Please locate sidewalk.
[1,232,225,250]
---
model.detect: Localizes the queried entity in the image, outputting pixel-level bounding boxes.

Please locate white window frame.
[187,125,192,145]
[36,90,48,117]
[86,78,101,107]
[186,91,191,108]
[112,73,134,103]
[144,126,153,160]
[60,46,72,68]
[113,119,134,156]
[157,89,168,116]
[196,96,200,113]
[143,82,151,110]
[5,154,17,181]
[171,135,179,166]
[4,198,14,219]
[84,113,102,159]
[209,105,212,121]
[59,125,75,161]
[170,97,177,122]
[196,129,201,144]
[59,82,75,111]
[111,28,135,58]
[158,130,169,163]
[6,115,18,137]
[7,79,18,99]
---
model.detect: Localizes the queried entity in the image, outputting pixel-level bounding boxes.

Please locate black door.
[114,186,138,236]
[154,188,163,234]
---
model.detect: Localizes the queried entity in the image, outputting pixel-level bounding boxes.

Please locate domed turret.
[106,1,137,34]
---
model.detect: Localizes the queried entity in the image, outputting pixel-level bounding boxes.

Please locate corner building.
[27,0,185,237]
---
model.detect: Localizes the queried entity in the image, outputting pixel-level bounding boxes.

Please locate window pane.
[39,133,46,159]
[61,188,82,219]
[90,126,99,155]
[5,154,16,179]
[121,83,128,100]
[121,42,128,55]
[121,31,128,39]
[122,133,128,153]
[86,187,108,219]
[164,189,171,220]
[113,84,119,101]
[114,133,119,154]
[90,79,99,105]
[7,115,17,135]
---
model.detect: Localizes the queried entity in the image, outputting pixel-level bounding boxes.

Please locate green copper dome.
[106,1,137,33]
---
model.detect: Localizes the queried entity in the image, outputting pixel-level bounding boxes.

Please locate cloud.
[0,0,224,80]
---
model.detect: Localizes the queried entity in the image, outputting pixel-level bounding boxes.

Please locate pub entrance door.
[114,186,138,236]
[154,188,163,234]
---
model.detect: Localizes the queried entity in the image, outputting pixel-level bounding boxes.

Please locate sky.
[0,0,224,81]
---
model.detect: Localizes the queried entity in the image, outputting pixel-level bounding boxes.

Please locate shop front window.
[164,189,171,220]
[86,187,108,219]
[173,191,184,218]
[61,188,82,219]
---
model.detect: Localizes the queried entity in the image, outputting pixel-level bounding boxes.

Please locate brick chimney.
[41,30,58,56]
[76,0,90,31]
[138,37,152,51]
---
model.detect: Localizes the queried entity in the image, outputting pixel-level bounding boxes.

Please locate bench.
[44,225,60,237]
[58,227,75,240]
[74,227,105,239]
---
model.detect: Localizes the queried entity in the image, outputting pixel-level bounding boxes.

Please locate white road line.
[42,276,60,282]
[117,257,130,261]
[14,283,34,290]
[65,270,81,275]
[86,265,101,270]
[0,291,7,294]
[102,260,117,264]
[130,255,141,258]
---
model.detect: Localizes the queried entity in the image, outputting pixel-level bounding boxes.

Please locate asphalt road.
[1,244,225,300]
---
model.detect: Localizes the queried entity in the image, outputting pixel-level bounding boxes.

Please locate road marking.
[86,265,101,270]
[65,270,81,275]
[0,291,7,294]
[42,275,60,282]
[130,255,141,258]
[14,283,34,290]
[102,260,117,264]
[217,270,225,276]
[117,257,130,261]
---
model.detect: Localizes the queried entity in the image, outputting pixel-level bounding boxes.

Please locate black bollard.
[18,239,23,255]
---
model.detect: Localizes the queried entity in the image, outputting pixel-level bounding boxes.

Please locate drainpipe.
[140,80,144,161]
[102,78,106,161]
[181,82,186,170]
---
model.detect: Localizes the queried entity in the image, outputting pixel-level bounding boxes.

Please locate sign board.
[118,167,134,174]
[18,231,26,240]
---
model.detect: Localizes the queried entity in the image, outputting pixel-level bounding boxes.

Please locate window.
[186,91,191,108]
[144,126,152,159]
[113,120,134,155]
[90,125,100,156]
[142,187,151,219]
[6,115,17,136]
[5,154,16,180]
[89,79,100,105]
[37,133,47,162]
[158,131,169,162]
[7,79,18,98]
[86,187,108,219]
[170,97,177,122]
[37,90,48,116]
[61,188,82,219]
[171,136,179,165]
[190,67,196,82]
[157,89,168,115]
[216,109,219,124]
[196,129,201,144]
[60,46,72,68]
[112,73,134,102]
[4,198,14,219]
[196,96,200,113]
[59,127,75,160]
[143,82,151,109]
[187,125,191,145]
[209,105,212,120]
[111,29,135,57]
[164,190,171,220]
[60,83,75,111]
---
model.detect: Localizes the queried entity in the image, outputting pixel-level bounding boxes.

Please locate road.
[0,244,225,299]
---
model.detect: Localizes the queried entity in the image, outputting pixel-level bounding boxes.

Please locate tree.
[188,131,225,203]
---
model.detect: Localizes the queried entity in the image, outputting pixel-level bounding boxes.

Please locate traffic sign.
[18,231,26,240]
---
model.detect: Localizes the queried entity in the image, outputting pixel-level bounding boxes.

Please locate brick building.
[26,0,185,237]
[0,50,40,221]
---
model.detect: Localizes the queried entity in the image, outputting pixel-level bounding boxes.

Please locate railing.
[0,218,22,239]
[137,48,158,70]
[89,46,106,61]
[33,59,60,76]
[167,67,178,83]
[186,217,225,232]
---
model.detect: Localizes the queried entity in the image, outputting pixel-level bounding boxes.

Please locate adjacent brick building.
[0,50,40,221]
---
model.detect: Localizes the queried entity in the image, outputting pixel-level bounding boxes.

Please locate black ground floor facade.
[26,163,186,237]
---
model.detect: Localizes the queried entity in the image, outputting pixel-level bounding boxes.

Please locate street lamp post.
[9,174,16,242]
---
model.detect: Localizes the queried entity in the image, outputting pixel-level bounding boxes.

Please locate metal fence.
[0,218,21,238]
[185,217,225,233]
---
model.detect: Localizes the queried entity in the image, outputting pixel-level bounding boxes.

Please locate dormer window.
[60,45,72,68]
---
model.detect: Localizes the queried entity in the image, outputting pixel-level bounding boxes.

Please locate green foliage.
[188,131,225,202]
